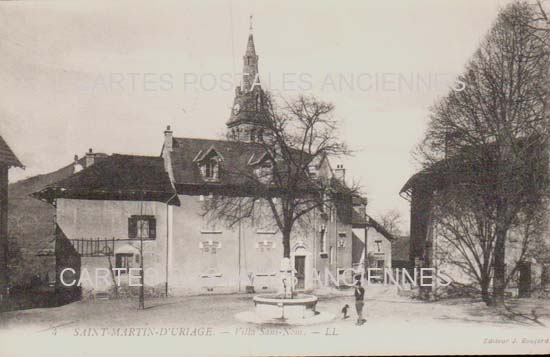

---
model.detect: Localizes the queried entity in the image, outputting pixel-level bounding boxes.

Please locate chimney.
[164,125,173,152]
[162,125,176,184]
[334,164,345,182]
[73,154,83,173]
[85,148,95,167]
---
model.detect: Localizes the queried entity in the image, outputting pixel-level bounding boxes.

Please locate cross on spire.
[249,14,253,33]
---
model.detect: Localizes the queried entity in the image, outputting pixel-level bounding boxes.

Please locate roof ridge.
[173,136,265,149]
[110,153,163,159]
[173,136,229,143]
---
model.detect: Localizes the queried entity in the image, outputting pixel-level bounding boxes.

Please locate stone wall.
[55,195,356,297]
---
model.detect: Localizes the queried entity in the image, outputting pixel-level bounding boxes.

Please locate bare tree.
[377,209,404,237]
[535,1,550,26]
[432,189,495,304]
[432,184,547,305]
[418,2,550,306]
[204,94,358,296]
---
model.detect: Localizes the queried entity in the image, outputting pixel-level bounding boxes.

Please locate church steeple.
[242,33,259,92]
[226,19,270,143]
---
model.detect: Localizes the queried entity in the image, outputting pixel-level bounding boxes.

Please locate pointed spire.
[245,14,256,56]
[241,16,259,92]
[246,33,256,56]
[226,20,270,140]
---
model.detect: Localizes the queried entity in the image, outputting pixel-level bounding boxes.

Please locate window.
[321,192,328,210]
[329,246,334,264]
[128,215,156,239]
[254,200,277,233]
[115,253,134,274]
[256,95,262,111]
[200,241,221,253]
[200,241,222,277]
[195,149,222,181]
[257,240,275,252]
[309,165,318,179]
[254,163,272,184]
[138,219,149,239]
[319,225,327,256]
[375,240,382,253]
[201,212,222,233]
[338,232,346,248]
[256,241,276,276]
[202,159,219,181]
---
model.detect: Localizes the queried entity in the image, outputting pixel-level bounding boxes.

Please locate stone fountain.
[235,258,334,325]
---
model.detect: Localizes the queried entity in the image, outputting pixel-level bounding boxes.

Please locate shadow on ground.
[430,297,549,327]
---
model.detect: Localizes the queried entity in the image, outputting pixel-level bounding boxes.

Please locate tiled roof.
[352,195,367,206]
[170,137,329,196]
[170,137,269,186]
[34,154,178,205]
[400,136,544,194]
[33,137,346,204]
[8,152,107,283]
[352,209,368,226]
[0,135,22,168]
[367,215,395,241]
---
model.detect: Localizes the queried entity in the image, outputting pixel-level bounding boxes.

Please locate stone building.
[400,146,550,297]
[0,134,23,301]
[33,30,374,298]
[35,141,357,298]
[351,196,395,274]
[7,152,107,288]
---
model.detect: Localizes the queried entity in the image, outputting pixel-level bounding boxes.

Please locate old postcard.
[1,0,550,356]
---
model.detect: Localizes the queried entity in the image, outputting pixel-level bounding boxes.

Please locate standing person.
[354,279,366,325]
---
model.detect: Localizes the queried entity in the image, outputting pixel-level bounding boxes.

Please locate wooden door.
[518,262,531,298]
[295,256,305,290]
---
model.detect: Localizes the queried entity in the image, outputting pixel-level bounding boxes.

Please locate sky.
[0,0,515,233]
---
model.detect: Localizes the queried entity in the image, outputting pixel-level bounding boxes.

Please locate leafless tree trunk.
[107,254,118,299]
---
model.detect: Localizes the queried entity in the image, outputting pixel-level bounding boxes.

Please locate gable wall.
[56,199,169,296]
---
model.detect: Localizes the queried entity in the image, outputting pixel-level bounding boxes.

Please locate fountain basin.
[253,294,318,319]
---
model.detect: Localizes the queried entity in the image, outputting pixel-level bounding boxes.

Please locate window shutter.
[128,217,137,238]
[148,217,156,239]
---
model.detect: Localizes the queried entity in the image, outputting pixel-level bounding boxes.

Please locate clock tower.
[226,26,270,142]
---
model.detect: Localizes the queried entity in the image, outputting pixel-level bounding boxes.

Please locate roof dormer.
[193,146,224,182]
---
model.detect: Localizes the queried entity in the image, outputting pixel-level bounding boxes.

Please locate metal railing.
[70,238,115,257]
